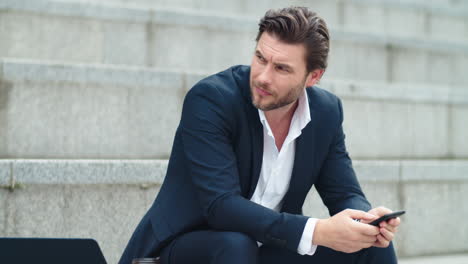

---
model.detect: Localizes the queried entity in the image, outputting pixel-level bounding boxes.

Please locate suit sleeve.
[314,98,372,216]
[179,83,308,251]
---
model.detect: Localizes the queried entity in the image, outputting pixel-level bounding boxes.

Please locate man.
[119,7,400,264]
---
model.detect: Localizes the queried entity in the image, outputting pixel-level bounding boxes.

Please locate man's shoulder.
[306,85,341,110]
[189,65,250,100]
[182,65,251,122]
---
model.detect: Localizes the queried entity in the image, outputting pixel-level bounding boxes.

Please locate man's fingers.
[346,209,377,221]
[373,206,392,216]
[387,217,401,227]
[380,227,394,241]
[359,235,378,244]
[374,234,390,248]
[354,222,380,236]
[380,221,397,233]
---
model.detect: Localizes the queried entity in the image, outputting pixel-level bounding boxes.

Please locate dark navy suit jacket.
[119,65,371,263]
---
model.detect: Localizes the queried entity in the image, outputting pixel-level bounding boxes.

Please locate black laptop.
[0,238,107,264]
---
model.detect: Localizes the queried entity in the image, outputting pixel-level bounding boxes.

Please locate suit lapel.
[235,65,264,199]
[246,104,263,199]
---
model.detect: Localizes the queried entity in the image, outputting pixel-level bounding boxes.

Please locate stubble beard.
[250,79,306,111]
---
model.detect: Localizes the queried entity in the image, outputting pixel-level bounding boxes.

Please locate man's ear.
[305,69,324,87]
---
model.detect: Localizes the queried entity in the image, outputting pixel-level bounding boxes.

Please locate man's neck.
[264,100,299,151]
[264,100,298,128]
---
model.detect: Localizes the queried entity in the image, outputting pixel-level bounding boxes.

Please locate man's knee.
[213,232,258,257]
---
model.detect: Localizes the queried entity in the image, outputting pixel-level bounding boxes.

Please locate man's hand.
[362,207,401,248]
[312,209,380,253]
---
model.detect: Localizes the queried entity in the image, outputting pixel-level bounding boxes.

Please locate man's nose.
[257,65,272,86]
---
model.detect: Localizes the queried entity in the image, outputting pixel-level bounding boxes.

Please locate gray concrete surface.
[1,0,468,84]
[12,159,168,184]
[1,159,468,262]
[399,254,468,264]
[0,59,187,159]
[1,59,467,159]
[45,0,468,41]
[0,161,11,186]
[1,184,161,264]
[452,106,468,157]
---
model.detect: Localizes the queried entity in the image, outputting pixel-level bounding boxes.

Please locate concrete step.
[400,254,468,264]
[1,159,468,263]
[0,159,165,264]
[1,0,468,85]
[0,59,189,159]
[50,0,468,44]
[1,58,467,159]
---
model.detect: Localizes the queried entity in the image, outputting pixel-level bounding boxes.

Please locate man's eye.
[276,66,288,72]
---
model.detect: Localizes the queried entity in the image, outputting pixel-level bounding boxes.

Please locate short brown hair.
[256,7,330,72]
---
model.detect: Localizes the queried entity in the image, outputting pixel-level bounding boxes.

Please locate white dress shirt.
[250,89,318,255]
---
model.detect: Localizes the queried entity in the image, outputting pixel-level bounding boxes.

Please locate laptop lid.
[0,238,107,264]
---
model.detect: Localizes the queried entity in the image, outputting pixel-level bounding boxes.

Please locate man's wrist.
[312,219,327,247]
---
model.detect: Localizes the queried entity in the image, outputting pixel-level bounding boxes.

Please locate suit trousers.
[159,229,397,264]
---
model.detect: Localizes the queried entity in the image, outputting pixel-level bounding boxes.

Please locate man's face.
[250,32,314,111]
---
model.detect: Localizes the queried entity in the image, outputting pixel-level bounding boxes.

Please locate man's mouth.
[255,86,272,96]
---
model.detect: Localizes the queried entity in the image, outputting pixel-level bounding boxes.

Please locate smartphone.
[369,210,405,226]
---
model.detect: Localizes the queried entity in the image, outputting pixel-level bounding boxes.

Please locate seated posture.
[119,7,400,264]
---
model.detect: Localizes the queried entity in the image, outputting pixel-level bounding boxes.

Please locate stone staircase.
[1,0,467,263]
